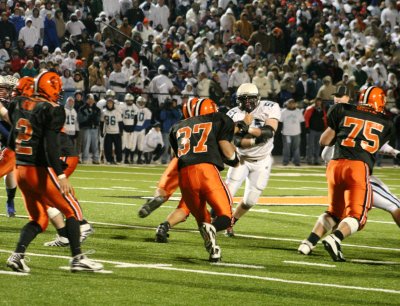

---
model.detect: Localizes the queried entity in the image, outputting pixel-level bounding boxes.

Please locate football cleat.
[322,234,346,262]
[70,254,103,272]
[224,226,235,237]
[138,196,165,218]
[80,223,94,243]
[298,239,315,255]
[44,234,69,247]
[155,222,169,243]
[209,246,222,262]
[6,253,30,273]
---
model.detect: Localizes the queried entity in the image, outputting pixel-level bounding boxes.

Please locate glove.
[236,120,249,134]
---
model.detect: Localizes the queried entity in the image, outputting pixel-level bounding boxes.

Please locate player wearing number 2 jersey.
[5,71,102,273]
[169,98,239,262]
[302,86,393,262]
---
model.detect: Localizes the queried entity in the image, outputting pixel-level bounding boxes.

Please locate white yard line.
[283,260,336,268]
[0,270,29,276]
[0,249,398,294]
[349,259,400,265]
[210,262,265,269]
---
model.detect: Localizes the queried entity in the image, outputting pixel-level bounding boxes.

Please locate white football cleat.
[70,254,103,272]
[80,223,94,243]
[298,239,315,255]
[44,235,69,247]
[199,223,221,262]
[322,234,346,262]
[7,253,30,273]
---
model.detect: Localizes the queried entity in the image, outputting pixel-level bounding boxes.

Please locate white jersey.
[134,107,152,132]
[63,107,79,136]
[101,108,122,134]
[227,100,281,160]
[119,103,139,127]
[143,128,164,153]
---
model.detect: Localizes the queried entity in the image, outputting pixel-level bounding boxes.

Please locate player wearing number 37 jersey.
[169,98,239,262]
[301,86,393,262]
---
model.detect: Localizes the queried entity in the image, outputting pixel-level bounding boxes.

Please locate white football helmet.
[136,96,146,108]
[106,89,116,99]
[236,83,260,113]
[125,93,134,105]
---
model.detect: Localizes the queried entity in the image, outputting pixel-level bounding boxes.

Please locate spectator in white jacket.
[252,68,269,99]
[228,62,250,93]
[196,72,211,98]
[143,122,164,164]
[151,0,170,31]
[18,18,40,48]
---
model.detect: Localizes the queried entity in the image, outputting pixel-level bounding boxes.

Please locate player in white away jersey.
[119,93,139,163]
[225,83,281,236]
[132,96,152,164]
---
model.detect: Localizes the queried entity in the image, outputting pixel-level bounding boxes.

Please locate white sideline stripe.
[283,260,336,268]
[210,262,265,269]
[349,259,400,265]
[0,270,29,276]
[1,249,398,294]
[139,266,400,294]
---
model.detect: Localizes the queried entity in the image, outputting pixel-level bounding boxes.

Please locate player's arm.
[0,101,11,124]
[379,142,400,159]
[320,127,336,146]
[234,118,278,148]
[45,106,74,195]
[219,140,239,167]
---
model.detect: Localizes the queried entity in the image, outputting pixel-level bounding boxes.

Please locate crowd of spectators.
[0,0,399,164]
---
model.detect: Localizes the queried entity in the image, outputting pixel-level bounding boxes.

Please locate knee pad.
[47,207,62,219]
[341,217,359,234]
[317,213,337,232]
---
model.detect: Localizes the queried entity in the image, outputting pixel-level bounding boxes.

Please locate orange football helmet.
[193,98,218,116]
[183,97,217,118]
[14,76,34,97]
[182,97,198,118]
[358,86,386,113]
[34,71,63,103]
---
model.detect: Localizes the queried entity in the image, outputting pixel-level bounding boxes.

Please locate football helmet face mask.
[136,96,146,108]
[125,93,134,105]
[358,86,386,113]
[34,71,63,103]
[237,83,260,113]
[14,76,34,97]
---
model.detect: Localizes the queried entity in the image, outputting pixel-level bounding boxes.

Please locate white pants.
[225,155,273,207]
[370,176,400,213]
[122,131,135,151]
[132,130,145,151]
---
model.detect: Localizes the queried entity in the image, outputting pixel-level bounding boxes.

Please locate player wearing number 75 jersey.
[169,98,239,262]
[302,86,393,262]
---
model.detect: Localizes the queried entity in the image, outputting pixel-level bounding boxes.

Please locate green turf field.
[0,163,399,305]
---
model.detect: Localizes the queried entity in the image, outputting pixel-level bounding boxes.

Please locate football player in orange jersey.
[5,71,102,272]
[300,86,393,262]
[169,98,239,261]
